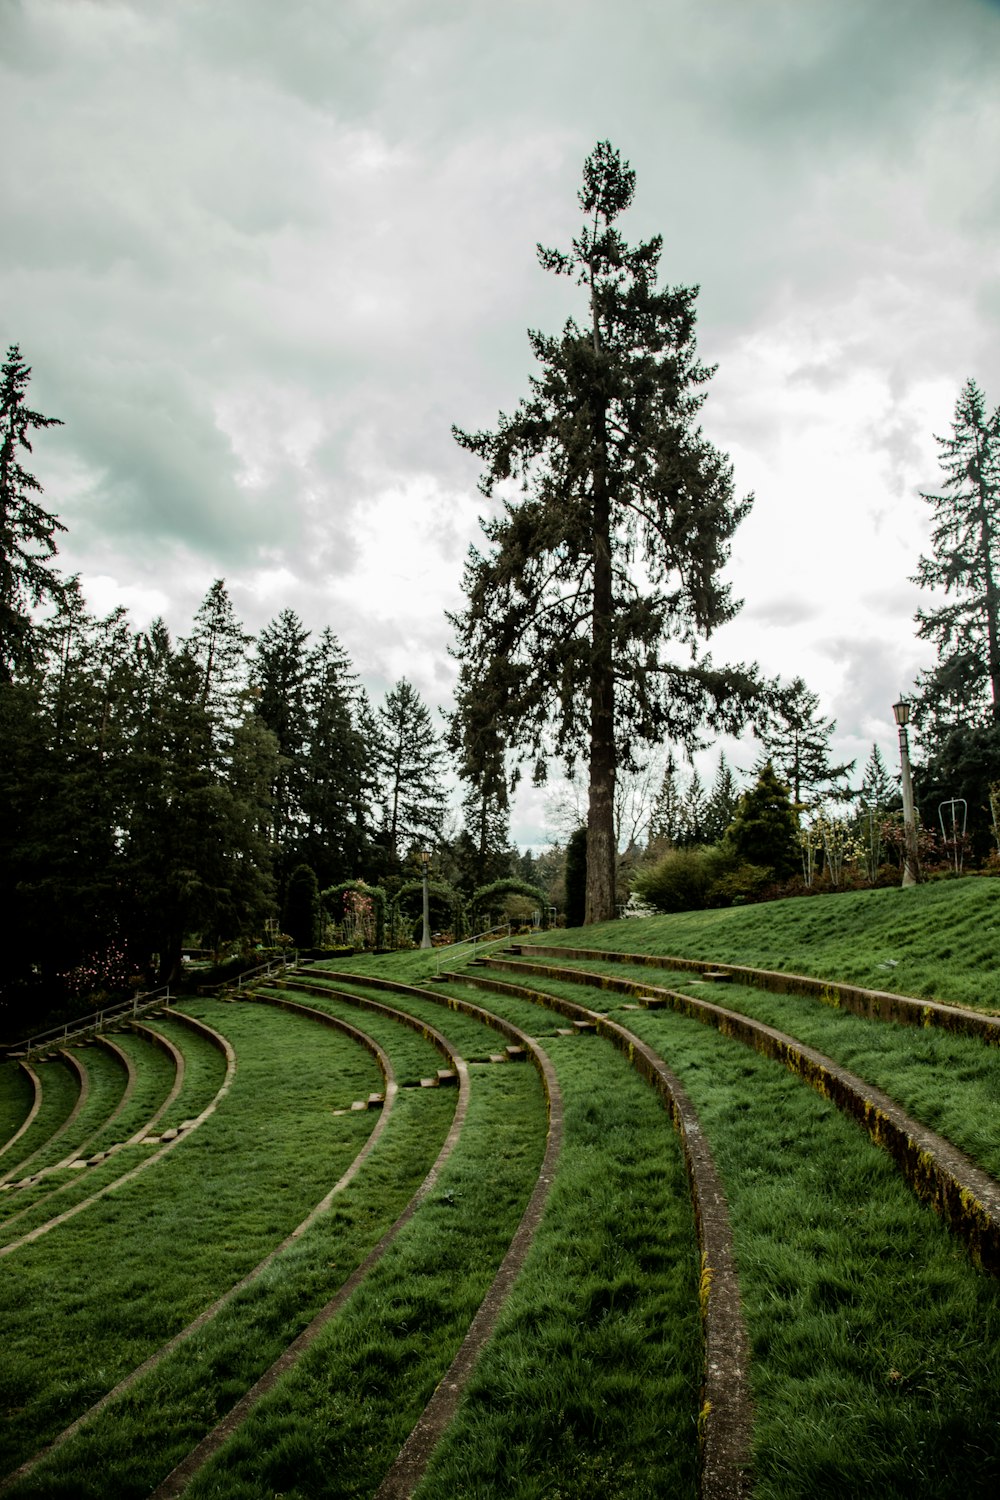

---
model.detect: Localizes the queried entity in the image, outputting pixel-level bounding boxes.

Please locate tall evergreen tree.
[252,609,312,884]
[677,767,708,847]
[912,378,1000,738]
[755,676,853,806]
[181,578,251,758]
[859,743,896,812]
[373,678,447,868]
[0,345,65,682]
[703,751,741,844]
[454,776,514,892]
[648,750,685,846]
[300,628,372,885]
[450,141,757,923]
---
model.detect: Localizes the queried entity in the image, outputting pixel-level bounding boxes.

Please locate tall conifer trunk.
[586,401,616,923]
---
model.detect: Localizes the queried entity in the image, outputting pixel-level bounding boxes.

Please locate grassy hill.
[1,876,998,1498]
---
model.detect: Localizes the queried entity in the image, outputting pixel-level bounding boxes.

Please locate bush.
[632,846,731,913]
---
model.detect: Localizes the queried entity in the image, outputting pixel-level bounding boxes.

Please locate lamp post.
[892,697,920,888]
[420,848,433,949]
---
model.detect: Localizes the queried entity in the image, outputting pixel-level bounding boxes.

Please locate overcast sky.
[5,0,1000,844]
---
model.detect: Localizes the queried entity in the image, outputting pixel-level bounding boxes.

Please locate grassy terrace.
[522,875,1000,1013]
[0,1055,80,1183]
[0,1058,36,1148]
[1,879,998,1497]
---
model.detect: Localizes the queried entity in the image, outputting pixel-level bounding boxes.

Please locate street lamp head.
[421,848,431,867]
[893,697,910,727]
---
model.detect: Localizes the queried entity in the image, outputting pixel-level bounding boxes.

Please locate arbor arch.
[468,878,551,930]
[392,880,464,944]
[321,881,388,950]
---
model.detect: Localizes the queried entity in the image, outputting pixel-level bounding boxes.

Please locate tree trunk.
[586,410,617,925]
[978,504,1000,720]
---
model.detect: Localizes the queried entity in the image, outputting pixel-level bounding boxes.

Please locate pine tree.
[703,751,741,844]
[450,142,758,925]
[859,743,896,811]
[454,777,514,891]
[252,609,312,883]
[755,676,853,806]
[181,579,251,758]
[373,678,447,868]
[648,750,685,846]
[678,768,708,847]
[912,378,1000,737]
[725,761,800,878]
[300,628,372,885]
[0,345,65,682]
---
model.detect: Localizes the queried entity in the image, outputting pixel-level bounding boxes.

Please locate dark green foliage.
[648,749,685,845]
[913,721,1000,861]
[181,579,251,753]
[564,825,588,926]
[725,760,801,878]
[300,629,372,886]
[451,776,514,893]
[283,864,321,948]
[450,142,758,925]
[632,845,730,912]
[373,678,447,869]
[678,766,708,847]
[860,742,897,812]
[251,609,311,887]
[0,345,65,683]
[912,378,1000,740]
[755,675,854,806]
[703,751,742,844]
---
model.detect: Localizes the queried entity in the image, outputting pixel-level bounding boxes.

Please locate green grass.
[487,954,1000,1181]
[621,1007,1000,1499]
[523,877,1000,1011]
[0,1055,80,1181]
[12,1088,458,1497]
[415,1039,701,1500]
[0,999,390,1477]
[179,1063,549,1500]
[6,881,1000,1499]
[0,1059,35,1148]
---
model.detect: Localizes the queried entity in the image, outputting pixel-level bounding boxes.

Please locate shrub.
[632,846,730,913]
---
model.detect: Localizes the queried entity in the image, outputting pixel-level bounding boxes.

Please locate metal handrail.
[14,986,172,1059]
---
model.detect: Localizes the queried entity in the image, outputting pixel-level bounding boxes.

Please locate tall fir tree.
[703,751,741,844]
[181,578,252,760]
[913,378,1000,738]
[300,628,372,885]
[859,743,897,812]
[678,767,708,847]
[373,678,447,868]
[0,345,65,682]
[450,142,758,924]
[252,609,312,886]
[649,750,685,846]
[755,676,853,806]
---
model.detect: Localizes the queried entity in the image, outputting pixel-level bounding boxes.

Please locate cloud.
[6,0,1000,844]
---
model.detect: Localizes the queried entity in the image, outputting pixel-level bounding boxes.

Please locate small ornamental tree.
[724,761,800,879]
